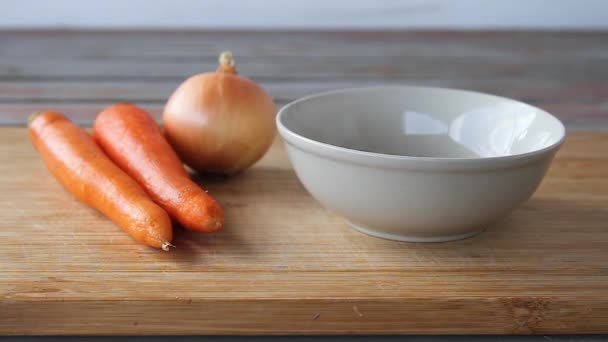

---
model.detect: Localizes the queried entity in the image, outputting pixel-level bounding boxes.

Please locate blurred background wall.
[2,0,607,30]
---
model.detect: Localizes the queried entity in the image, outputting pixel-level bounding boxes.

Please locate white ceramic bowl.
[277,86,566,242]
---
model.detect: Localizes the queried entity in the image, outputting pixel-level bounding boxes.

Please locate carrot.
[93,103,224,233]
[29,111,174,250]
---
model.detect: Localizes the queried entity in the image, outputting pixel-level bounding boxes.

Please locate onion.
[163,51,276,174]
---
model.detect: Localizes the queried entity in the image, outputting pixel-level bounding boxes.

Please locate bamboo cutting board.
[2,127,608,335]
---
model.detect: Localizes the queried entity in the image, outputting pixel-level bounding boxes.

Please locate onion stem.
[218,51,237,74]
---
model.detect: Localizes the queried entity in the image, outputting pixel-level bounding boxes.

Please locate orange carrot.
[29,111,174,250]
[93,103,224,233]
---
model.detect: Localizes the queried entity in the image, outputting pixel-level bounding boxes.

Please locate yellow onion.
[163,51,276,174]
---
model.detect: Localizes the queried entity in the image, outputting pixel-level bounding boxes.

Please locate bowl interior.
[279,87,565,158]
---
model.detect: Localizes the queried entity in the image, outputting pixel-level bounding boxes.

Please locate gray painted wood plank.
[1,101,606,130]
[1,31,607,59]
[2,80,607,104]
[1,57,604,82]
[0,30,606,130]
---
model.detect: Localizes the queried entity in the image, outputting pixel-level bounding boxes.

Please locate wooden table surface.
[2,31,608,337]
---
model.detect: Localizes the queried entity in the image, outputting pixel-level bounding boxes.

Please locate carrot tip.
[27,112,42,126]
[161,241,176,251]
[206,217,224,232]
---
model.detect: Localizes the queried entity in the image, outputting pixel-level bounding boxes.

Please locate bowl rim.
[276,85,566,170]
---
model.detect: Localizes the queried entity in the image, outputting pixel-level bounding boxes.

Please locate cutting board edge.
[2,296,607,335]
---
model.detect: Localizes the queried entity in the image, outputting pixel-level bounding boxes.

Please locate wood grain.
[2,127,608,335]
[2,31,607,59]
[0,31,607,128]
[0,80,606,129]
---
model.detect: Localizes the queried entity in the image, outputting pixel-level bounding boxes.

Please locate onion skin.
[163,52,276,174]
